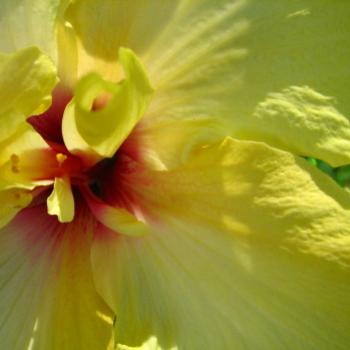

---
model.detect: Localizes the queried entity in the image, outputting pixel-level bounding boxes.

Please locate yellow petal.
[64,0,178,79]
[92,137,350,349]
[0,124,54,191]
[47,176,75,223]
[0,188,32,230]
[83,187,150,237]
[65,0,178,60]
[66,1,350,165]
[56,19,78,87]
[146,1,350,166]
[238,86,350,167]
[0,0,69,61]
[65,0,248,100]
[62,47,153,164]
[230,1,350,121]
[131,116,231,170]
[0,46,57,142]
[0,123,53,228]
[225,2,350,165]
[0,204,113,349]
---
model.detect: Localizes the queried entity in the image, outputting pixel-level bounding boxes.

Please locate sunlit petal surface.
[0,1,349,349]
[90,137,350,349]
[0,203,113,349]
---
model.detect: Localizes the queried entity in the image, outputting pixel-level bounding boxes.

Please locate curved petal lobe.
[0,47,57,142]
[238,86,350,167]
[92,138,350,349]
[47,176,74,223]
[62,48,153,164]
[82,187,150,237]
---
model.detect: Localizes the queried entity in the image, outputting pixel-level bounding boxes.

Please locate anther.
[56,153,68,167]
[12,190,31,209]
[10,154,20,173]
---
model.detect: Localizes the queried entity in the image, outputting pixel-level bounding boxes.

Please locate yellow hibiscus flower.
[0,1,350,349]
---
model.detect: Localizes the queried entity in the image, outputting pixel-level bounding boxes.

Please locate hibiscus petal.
[66,1,350,166]
[47,176,74,223]
[0,204,113,349]
[62,48,153,164]
[64,0,179,79]
[0,189,32,229]
[224,2,350,165]
[65,0,248,104]
[243,86,350,167]
[82,187,150,237]
[230,1,350,123]
[0,47,57,142]
[0,0,68,60]
[130,116,231,170]
[147,1,350,166]
[0,124,50,165]
[91,137,350,349]
[0,125,55,191]
[0,124,55,227]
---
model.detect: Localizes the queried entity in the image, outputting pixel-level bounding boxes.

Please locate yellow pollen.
[10,154,20,173]
[56,153,67,166]
[12,190,31,208]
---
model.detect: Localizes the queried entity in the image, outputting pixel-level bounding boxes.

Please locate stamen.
[10,154,20,173]
[12,190,32,209]
[56,153,68,167]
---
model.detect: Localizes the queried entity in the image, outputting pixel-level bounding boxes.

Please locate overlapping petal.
[0,46,57,195]
[63,0,350,166]
[0,189,32,230]
[230,1,350,121]
[0,203,113,350]
[62,48,153,165]
[246,86,350,167]
[65,0,248,110]
[91,138,350,349]
[128,116,231,170]
[65,0,179,61]
[0,125,54,227]
[47,176,74,223]
[0,1,349,350]
[82,187,150,237]
[0,46,57,142]
[0,0,69,61]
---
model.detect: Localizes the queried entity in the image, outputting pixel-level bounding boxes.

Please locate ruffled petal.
[229,1,350,129]
[91,137,350,349]
[62,48,153,165]
[0,46,57,142]
[0,203,113,350]
[235,2,350,166]
[244,86,350,167]
[65,1,350,165]
[147,1,350,166]
[65,0,248,93]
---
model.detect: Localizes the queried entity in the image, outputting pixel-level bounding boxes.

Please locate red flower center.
[27,86,144,220]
